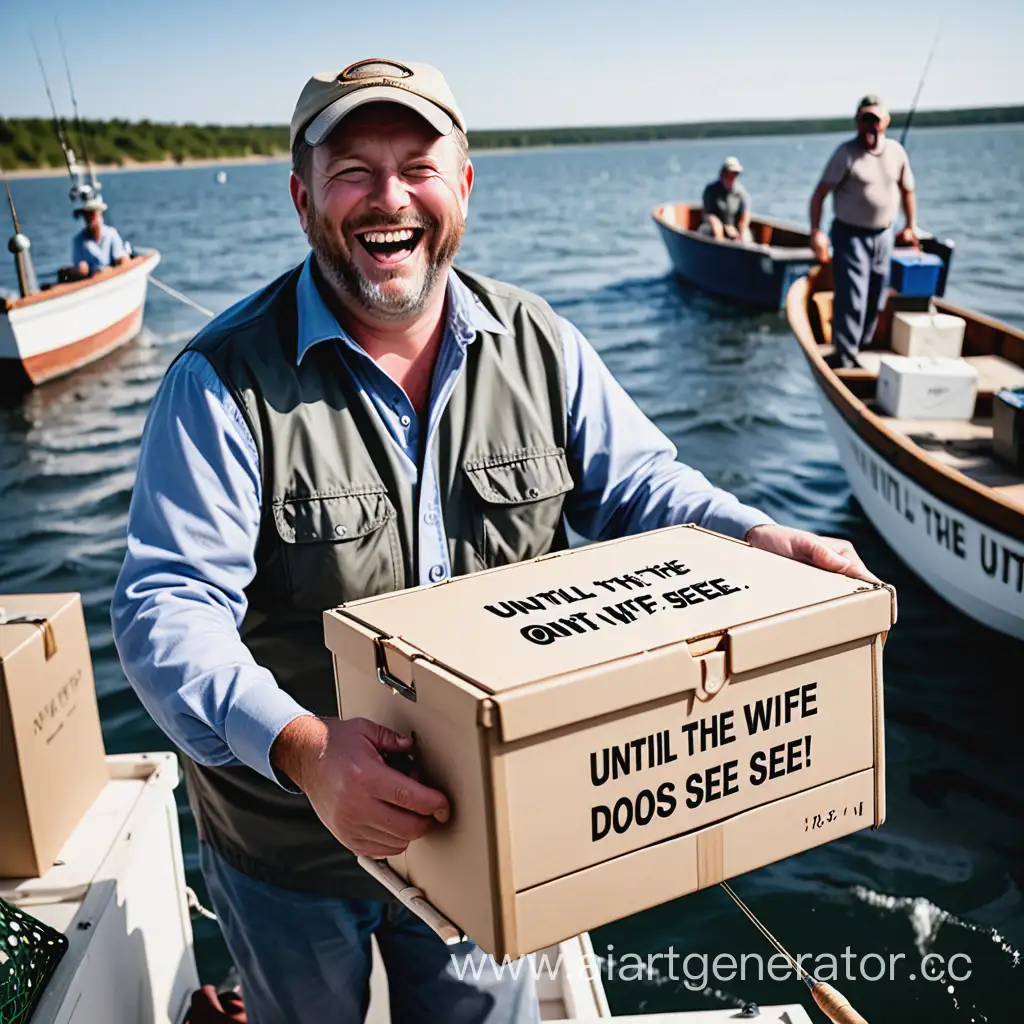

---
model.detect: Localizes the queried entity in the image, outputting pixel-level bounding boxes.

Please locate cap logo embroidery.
[339,59,413,82]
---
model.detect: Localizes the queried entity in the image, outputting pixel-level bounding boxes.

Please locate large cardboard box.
[324,525,894,958]
[890,311,966,358]
[0,594,108,878]
[876,354,978,420]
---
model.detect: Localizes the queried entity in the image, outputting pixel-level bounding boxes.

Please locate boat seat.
[812,292,834,344]
[964,354,1024,394]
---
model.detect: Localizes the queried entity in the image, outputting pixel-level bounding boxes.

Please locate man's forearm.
[902,188,918,233]
[271,713,328,792]
[809,184,828,232]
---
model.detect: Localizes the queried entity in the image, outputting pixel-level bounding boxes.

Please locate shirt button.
[428,564,447,583]
[424,510,439,526]
[527,486,541,499]
[400,414,411,428]
[334,524,348,537]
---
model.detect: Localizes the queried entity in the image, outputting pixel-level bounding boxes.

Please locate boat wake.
[851,885,1020,967]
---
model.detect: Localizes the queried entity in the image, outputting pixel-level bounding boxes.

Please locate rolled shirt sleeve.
[819,144,850,189]
[111,351,308,786]
[109,226,127,261]
[559,317,774,541]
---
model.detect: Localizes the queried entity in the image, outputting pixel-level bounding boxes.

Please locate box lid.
[328,526,893,701]
[0,594,78,665]
[997,387,1024,410]
[893,311,965,329]
[878,355,978,379]
[891,250,943,267]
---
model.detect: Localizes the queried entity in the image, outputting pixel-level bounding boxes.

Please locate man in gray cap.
[113,58,878,1023]
[71,196,129,277]
[700,156,752,242]
[809,94,920,366]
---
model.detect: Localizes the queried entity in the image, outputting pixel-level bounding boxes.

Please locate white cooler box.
[891,312,966,358]
[877,355,978,420]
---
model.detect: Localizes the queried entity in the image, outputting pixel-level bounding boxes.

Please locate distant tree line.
[2,106,1021,171]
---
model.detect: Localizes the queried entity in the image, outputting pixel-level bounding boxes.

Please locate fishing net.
[0,897,68,1024]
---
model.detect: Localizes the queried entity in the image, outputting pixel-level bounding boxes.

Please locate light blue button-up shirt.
[71,223,126,272]
[112,256,773,787]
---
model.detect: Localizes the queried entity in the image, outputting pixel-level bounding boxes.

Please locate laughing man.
[113,58,878,1024]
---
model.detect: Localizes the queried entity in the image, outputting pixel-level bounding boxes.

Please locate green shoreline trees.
[2,106,1021,171]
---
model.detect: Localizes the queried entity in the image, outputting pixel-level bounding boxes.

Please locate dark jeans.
[830,220,894,367]
[199,842,541,1024]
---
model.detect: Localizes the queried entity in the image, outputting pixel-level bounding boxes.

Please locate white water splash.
[851,886,1020,967]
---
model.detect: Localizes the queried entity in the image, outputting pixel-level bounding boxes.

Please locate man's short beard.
[306,201,465,321]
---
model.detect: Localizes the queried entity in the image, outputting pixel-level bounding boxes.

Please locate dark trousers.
[830,220,894,367]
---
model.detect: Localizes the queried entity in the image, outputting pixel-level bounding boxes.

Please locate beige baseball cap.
[721,156,743,173]
[290,58,466,148]
[856,94,888,119]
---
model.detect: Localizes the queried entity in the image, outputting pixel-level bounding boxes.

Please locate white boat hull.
[816,393,1024,640]
[0,251,160,386]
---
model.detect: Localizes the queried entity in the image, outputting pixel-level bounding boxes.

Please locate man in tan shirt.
[809,94,919,366]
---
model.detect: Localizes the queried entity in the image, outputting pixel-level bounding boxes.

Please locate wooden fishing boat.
[786,266,1024,640]
[652,202,954,310]
[0,250,160,389]
[6,752,813,1023]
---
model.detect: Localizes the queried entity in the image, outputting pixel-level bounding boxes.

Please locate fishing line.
[900,28,943,148]
[720,882,808,978]
[29,34,75,180]
[55,19,97,181]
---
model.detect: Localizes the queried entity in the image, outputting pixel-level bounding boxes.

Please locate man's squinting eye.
[333,166,371,180]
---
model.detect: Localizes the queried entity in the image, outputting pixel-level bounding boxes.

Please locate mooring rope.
[149,275,216,319]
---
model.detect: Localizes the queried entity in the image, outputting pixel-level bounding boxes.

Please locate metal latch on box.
[0,609,58,660]
[374,638,418,702]
[695,650,728,702]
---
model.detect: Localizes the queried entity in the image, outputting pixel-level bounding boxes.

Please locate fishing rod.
[29,34,76,181]
[55,18,99,191]
[1,164,39,298]
[2,166,24,238]
[900,30,942,147]
[720,882,869,1024]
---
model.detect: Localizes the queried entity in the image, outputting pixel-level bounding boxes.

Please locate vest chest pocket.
[272,485,402,607]
[463,447,574,568]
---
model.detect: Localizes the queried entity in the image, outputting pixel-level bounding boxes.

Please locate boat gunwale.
[785,268,1024,542]
[651,202,816,263]
[2,250,159,313]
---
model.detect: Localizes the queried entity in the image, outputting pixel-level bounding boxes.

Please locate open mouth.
[356,227,426,263]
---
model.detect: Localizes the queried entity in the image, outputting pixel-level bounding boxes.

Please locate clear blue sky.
[4,0,1022,129]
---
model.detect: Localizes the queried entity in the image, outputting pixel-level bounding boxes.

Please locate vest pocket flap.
[274,487,396,544]
[463,447,573,505]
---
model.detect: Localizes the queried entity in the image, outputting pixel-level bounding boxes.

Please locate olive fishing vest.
[181,263,573,897]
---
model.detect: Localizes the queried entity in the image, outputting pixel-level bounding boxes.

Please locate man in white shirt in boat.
[700,156,753,243]
[71,197,129,277]
[809,94,919,368]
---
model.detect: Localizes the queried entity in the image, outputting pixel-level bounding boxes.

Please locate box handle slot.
[374,640,417,702]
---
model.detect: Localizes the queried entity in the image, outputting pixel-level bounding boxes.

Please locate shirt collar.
[295,253,507,366]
